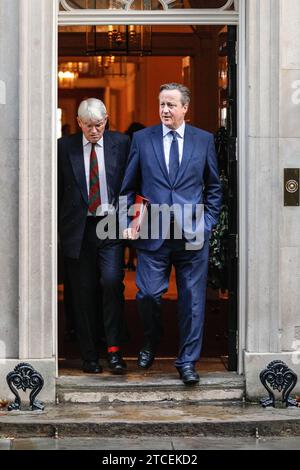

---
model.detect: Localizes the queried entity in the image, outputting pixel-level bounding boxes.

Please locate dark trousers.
[65,217,125,362]
[136,236,209,367]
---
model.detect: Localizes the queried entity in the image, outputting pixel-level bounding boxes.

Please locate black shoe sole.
[182,378,199,385]
[137,359,155,369]
[176,367,199,385]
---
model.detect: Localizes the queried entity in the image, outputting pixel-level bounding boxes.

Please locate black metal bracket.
[6,362,45,411]
[260,360,298,408]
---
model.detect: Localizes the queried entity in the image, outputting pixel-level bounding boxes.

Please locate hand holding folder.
[123,194,150,240]
[131,194,150,233]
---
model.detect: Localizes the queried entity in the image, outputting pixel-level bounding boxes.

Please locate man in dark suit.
[121,83,222,385]
[58,98,130,374]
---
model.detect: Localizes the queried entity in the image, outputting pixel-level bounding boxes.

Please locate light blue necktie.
[168,131,179,185]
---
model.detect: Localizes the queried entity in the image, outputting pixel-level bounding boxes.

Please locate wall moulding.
[60,0,238,12]
[58,0,239,25]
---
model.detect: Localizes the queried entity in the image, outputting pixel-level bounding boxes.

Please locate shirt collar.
[82,134,103,147]
[162,122,185,139]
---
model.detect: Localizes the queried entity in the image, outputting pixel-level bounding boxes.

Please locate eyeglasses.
[96,120,107,127]
[80,118,107,129]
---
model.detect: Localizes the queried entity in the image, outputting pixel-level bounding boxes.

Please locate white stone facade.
[244,0,300,398]
[0,0,57,402]
[0,0,299,401]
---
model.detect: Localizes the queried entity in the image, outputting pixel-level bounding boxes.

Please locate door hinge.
[235,234,239,258]
[236,330,239,353]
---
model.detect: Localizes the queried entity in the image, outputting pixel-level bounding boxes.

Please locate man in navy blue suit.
[121,83,222,385]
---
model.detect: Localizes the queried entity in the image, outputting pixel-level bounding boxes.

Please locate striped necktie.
[88,143,101,215]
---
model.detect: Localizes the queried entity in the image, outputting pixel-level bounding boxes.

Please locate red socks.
[108,346,119,353]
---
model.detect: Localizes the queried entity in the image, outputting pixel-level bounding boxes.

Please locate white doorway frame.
[56,0,247,374]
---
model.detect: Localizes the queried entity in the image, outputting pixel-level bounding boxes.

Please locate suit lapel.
[69,133,88,204]
[175,124,196,184]
[103,131,117,204]
[151,125,170,183]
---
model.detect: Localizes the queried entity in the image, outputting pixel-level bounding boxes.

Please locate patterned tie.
[168,131,180,185]
[88,143,101,216]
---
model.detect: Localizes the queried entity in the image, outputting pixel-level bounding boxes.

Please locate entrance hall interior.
[57,23,237,375]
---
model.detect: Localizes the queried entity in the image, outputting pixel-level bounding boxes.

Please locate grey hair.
[78,98,107,121]
[159,83,191,106]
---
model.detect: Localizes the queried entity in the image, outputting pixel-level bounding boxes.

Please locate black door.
[226,25,238,371]
[208,25,238,369]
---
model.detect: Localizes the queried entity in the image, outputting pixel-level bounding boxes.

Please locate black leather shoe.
[107,352,127,375]
[176,364,199,385]
[82,361,103,374]
[137,350,155,369]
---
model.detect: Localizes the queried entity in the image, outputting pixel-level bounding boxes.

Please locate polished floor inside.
[59,357,228,376]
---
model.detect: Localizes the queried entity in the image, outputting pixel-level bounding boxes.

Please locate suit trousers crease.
[136,235,209,366]
[65,217,125,362]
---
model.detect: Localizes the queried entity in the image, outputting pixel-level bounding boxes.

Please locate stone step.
[1,402,300,438]
[56,372,245,404]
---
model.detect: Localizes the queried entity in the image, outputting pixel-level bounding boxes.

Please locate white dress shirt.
[162,122,185,172]
[82,135,109,216]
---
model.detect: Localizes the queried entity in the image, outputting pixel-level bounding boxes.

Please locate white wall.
[0,0,19,359]
[0,0,57,402]
[279,0,300,352]
[245,0,300,398]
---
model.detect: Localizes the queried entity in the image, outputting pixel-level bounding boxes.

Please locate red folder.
[131,194,150,233]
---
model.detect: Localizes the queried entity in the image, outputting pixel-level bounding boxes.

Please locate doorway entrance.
[57,23,238,373]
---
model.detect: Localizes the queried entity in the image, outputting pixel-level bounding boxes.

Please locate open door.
[226,25,238,371]
[57,24,239,372]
